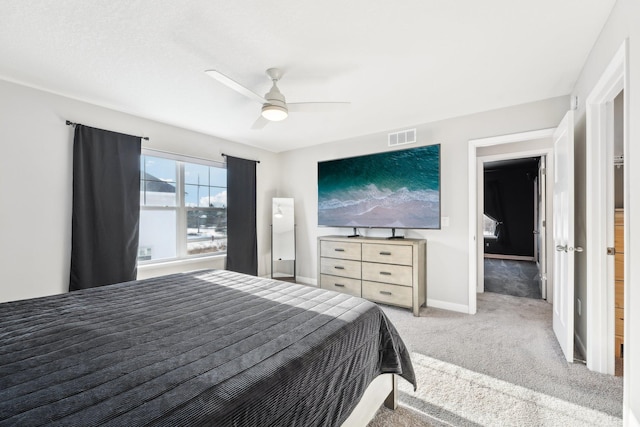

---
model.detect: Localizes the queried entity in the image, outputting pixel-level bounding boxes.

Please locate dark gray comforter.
[0,269,415,426]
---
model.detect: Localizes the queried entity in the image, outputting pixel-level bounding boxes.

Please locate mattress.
[0,269,415,426]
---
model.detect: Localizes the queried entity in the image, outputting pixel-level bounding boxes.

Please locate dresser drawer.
[320,240,361,260]
[362,262,412,286]
[320,257,361,279]
[362,243,413,266]
[362,281,412,308]
[320,274,361,297]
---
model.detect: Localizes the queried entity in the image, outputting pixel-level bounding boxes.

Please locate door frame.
[468,129,555,314]
[585,39,629,376]
[536,156,548,300]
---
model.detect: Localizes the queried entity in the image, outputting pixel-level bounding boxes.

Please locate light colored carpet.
[367,292,623,426]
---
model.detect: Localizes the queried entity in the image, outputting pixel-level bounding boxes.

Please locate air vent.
[388,128,416,147]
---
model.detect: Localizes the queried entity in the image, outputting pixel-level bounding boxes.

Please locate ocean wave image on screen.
[318,145,440,229]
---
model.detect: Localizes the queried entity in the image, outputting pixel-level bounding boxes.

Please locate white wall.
[570,0,640,423]
[0,79,279,303]
[277,96,568,309]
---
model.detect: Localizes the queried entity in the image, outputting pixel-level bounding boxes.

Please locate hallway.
[484,258,541,299]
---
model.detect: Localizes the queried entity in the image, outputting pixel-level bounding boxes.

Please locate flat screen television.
[318,144,440,230]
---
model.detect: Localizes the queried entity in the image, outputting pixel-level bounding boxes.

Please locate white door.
[553,110,575,363]
[537,156,547,300]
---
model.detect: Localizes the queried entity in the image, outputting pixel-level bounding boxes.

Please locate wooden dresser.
[318,235,426,316]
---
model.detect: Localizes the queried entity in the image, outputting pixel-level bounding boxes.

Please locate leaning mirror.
[272,197,295,281]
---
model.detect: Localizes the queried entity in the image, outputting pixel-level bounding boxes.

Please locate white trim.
[138,254,225,271]
[468,129,555,315]
[142,147,226,167]
[584,39,627,376]
[483,254,536,262]
[468,140,478,314]
[294,275,317,287]
[471,128,556,147]
[427,298,469,314]
[628,410,640,427]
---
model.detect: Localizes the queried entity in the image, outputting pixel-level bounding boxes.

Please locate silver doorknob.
[556,245,567,252]
[570,246,584,253]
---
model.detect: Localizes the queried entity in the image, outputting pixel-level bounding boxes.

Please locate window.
[483,214,500,239]
[139,153,227,263]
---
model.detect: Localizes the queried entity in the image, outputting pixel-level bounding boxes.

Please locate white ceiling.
[0,1,615,153]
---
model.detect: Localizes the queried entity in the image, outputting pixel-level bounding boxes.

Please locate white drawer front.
[362,262,412,287]
[320,257,362,279]
[320,240,361,261]
[362,281,412,308]
[362,243,413,266]
[320,274,361,297]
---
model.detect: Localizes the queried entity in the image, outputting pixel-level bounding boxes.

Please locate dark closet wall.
[484,158,539,257]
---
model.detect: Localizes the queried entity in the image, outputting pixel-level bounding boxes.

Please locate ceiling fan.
[205,68,350,129]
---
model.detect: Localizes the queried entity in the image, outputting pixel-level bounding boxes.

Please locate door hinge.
[607,247,616,255]
[541,168,546,175]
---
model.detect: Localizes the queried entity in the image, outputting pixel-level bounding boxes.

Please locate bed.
[0,269,415,426]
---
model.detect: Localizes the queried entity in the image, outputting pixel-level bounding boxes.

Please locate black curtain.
[226,155,258,275]
[69,125,141,291]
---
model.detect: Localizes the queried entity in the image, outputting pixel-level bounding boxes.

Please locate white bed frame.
[341,374,397,426]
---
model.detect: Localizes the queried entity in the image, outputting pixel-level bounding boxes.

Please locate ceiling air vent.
[388,128,416,147]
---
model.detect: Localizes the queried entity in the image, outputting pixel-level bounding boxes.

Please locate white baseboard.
[628,408,640,427]
[295,275,317,286]
[261,274,317,286]
[427,298,469,314]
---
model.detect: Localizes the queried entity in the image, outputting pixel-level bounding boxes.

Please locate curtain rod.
[66,120,150,141]
[221,153,261,164]
[143,147,225,166]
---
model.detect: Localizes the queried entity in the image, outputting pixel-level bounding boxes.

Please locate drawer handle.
[334,248,345,252]
[334,283,345,288]
[379,251,392,255]
[380,271,392,276]
[380,291,392,296]
[334,266,345,270]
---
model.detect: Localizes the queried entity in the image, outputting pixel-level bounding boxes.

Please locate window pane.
[208,187,226,208]
[144,181,176,206]
[184,184,197,207]
[184,184,210,207]
[142,156,177,207]
[139,156,227,263]
[139,210,177,261]
[210,166,226,187]
[144,156,176,184]
[185,163,209,185]
[186,208,227,255]
[483,214,499,237]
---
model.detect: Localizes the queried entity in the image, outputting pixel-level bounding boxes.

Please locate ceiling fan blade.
[287,102,351,113]
[205,70,266,104]
[251,115,269,130]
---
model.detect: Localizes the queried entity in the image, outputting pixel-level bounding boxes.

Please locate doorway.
[483,157,544,300]
[468,131,555,311]
[585,40,629,378]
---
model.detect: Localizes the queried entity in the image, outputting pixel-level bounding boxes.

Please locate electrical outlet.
[577,298,582,316]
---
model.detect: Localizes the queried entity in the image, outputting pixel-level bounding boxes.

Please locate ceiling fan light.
[261,104,288,121]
